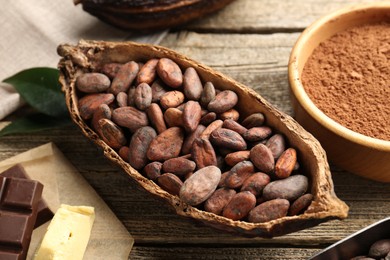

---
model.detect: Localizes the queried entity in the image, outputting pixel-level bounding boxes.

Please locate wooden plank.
[183,0,389,32]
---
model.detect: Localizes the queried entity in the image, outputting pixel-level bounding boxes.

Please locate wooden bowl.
[58,40,348,237]
[74,0,236,32]
[288,2,390,183]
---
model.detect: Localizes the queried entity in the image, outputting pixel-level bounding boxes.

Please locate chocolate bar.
[0,176,43,260]
[0,164,53,228]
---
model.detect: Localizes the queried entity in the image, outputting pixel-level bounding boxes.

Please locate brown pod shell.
[128,126,157,170]
[210,128,247,151]
[76,72,110,93]
[248,199,290,223]
[158,173,183,196]
[204,188,236,215]
[222,191,256,221]
[157,58,183,88]
[78,93,115,120]
[112,106,149,133]
[183,67,203,100]
[137,58,159,85]
[147,127,184,161]
[97,118,126,149]
[191,137,218,169]
[110,61,139,95]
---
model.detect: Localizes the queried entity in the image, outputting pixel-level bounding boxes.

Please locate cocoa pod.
[134,82,152,110]
[180,166,221,206]
[112,106,149,133]
[128,126,157,170]
[274,148,297,179]
[224,151,250,167]
[151,79,168,102]
[288,193,313,216]
[97,118,127,149]
[181,124,206,155]
[164,108,184,128]
[263,175,308,201]
[266,134,286,159]
[250,143,274,173]
[162,157,196,176]
[222,119,247,136]
[191,137,217,169]
[91,104,112,133]
[156,58,183,88]
[204,188,236,215]
[219,108,239,121]
[199,112,217,126]
[147,127,184,161]
[224,161,255,189]
[200,119,223,139]
[210,128,247,151]
[101,63,122,79]
[243,126,272,142]
[222,191,256,220]
[207,90,238,113]
[144,161,163,181]
[160,91,185,109]
[200,82,216,108]
[183,101,202,133]
[146,103,167,134]
[248,199,290,223]
[110,61,139,95]
[241,112,265,128]
[137,58,159,85]
[76,72,110,93]
[157,173,183,196]
[241,172,271,196]
[183,67,203,100]
[78,93,115,120]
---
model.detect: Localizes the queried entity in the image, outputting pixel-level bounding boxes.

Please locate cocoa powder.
[301,23,390,140]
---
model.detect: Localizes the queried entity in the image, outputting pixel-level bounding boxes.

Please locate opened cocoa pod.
[73,0,237,31]
[57,40,348,237]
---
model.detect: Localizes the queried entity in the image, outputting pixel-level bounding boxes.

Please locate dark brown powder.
[301,23,390,141]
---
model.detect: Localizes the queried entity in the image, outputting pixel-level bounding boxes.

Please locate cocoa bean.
[207,90,238,113]
[200,119,223,139]
[219,108,239,121]
[134,83,152,110]
[288,193,313,216]
[224,151,250,167]
[199,112,217,126]
[369,239,390,258]
[101,63,123,79]
[263,175,308,201]
[210,128,247,151]
[162,157,196,176]
[116,91,128,107]
[222,191,256,220]
[241,172,271,196]
[158,173,183,196]
[200,82,216,108]
[137,58,159,85]
[179,166,221,206]
[97,118,127,149]
[156,58,183,88]
[127,86,136,107]
[128,126,157,170]
[118,146,130,162]
[146,103,167,134]
[266,134,286,159]
[76,72,110,93]
[241,112,265,128]
[144,161,163,181]
[112,106,149,133]
[250,143,274,173]
[164,108,184,128]
[243,126,272,142]
[110,61,139,95]
[151,79,168,102]
[183,67,203,100]
[248,199,290,223]
[91,104,112,133]
[224,161,255,189]
[183,101,202,133]
[274,148,297,179]
[191,137,217,169]
[181,124,206,155]
[160,91,185,109]
[218,171,229,187]
[147,127,184,161]
[204,188,236,215]
[222,119,247,136]
[79,93,115,120]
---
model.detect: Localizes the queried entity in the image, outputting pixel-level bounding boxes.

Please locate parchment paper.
[0,142,133,260]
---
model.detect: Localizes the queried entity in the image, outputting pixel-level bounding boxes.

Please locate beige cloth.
[0,0,167,119]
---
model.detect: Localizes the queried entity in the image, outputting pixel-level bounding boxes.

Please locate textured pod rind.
[58,40,348,238]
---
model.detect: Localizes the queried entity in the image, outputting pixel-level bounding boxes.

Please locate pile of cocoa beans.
[76,57,313,223]
[350,239,390,260]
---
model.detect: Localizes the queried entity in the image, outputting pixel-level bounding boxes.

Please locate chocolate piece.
[0,176,43,260]
[1,164,54,228]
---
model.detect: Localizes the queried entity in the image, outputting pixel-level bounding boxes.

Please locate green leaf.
[0,114,71,137]
[3,67,68,117]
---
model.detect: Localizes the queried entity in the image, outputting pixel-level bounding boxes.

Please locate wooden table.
[1,0,389,259]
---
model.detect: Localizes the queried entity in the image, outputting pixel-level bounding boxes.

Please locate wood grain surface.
[1,0,389,259]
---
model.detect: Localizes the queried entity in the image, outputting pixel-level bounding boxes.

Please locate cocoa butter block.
[0,176,43,260]
[1,164,54,228]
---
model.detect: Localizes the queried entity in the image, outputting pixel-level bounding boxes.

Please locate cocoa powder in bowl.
[301,22,390,141]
